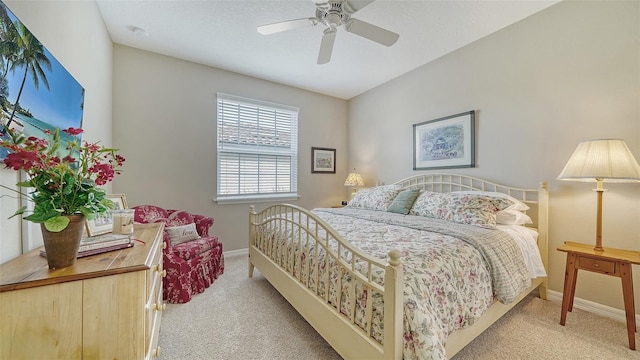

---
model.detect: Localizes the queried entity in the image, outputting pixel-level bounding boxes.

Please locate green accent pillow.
[386,189,421,214]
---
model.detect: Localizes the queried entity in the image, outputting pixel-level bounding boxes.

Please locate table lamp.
[557,139,640,251]
[344,168,364,197]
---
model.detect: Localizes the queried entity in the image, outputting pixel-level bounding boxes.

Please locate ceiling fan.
[257,0,399,64]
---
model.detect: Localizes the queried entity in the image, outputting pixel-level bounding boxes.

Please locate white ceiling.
[96,0,558,100]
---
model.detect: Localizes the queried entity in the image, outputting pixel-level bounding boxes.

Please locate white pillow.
[496,210,533,225]
[455,191,529,211]
[166,223,200,246]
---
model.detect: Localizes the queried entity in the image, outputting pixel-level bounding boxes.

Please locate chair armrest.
[194,214,214,237]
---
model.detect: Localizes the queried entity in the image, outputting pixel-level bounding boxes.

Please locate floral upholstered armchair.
[132,205,224,304]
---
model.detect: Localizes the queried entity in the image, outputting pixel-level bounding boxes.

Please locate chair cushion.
[172,237,217,260]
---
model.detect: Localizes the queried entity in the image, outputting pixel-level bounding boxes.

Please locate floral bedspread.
[258,207,531,359]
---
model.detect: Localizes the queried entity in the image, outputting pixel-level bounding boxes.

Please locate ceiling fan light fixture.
[324,12,343,28]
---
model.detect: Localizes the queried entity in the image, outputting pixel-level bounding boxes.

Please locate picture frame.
[0,2,85,160]
[311,147,336,174]
[413,111,475,170]
[85,194,128,237]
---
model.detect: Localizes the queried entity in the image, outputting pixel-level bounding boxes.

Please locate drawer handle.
[594,263,599,267]
[154,264,164,273]
[154,302,167,311]
[153,346,161,357]
[162,270,167,278]
[162,242,167,249]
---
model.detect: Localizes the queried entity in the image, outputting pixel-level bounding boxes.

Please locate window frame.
[215,93,299,204]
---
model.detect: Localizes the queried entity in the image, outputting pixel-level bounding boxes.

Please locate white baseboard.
[224,248,249,258]
[547,289,640,325]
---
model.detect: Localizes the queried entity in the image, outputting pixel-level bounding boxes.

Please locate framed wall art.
[0,2,85,160]
[85,194,128,236]
[311,147,336,174]
[413,111,475,170]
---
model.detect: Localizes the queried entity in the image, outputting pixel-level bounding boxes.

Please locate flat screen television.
[0,1,85,159]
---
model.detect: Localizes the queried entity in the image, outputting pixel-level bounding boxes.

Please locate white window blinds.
[216,93,299,202]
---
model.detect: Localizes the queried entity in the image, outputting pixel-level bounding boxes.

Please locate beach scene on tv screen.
[0,1,85,159]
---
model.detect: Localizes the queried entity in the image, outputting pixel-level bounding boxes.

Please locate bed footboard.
[248,204,403,360]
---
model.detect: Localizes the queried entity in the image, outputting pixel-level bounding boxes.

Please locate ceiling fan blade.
[257,17,319,35]
[345,0,376,13]
[344,18,399,46]
[317,28,337,64]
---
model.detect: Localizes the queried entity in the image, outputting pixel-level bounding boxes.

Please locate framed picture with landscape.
[0,2,85,160]
[311,147,336,174]
[413,111,475,170]
[85,194,128,236]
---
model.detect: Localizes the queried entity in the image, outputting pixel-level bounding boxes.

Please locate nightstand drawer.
[578,256,616,274]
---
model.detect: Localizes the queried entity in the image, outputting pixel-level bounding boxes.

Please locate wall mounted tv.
[0,1,85,159]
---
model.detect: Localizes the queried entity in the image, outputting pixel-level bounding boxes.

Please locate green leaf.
[7,206,27,219]
[24,204,60,223]
[81,208,96,221]
[44,216,70,232]
[16,180,34,188]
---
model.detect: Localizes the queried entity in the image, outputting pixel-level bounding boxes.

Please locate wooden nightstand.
[558,241,640,350]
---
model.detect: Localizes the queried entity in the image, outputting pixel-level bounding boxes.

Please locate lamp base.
[593,183,605,252]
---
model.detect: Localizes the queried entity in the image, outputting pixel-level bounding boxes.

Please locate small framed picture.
[85,194,128,237]
[311,147,336,174]
[413,111,475,170]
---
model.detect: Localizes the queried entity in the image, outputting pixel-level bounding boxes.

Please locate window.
[216,93,299,204]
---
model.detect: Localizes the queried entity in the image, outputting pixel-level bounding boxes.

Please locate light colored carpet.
[159,254,639,359]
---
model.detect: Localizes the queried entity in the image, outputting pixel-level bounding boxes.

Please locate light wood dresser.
[0,222,166,359]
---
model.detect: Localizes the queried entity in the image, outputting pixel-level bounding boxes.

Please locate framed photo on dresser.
[85,194,128,236]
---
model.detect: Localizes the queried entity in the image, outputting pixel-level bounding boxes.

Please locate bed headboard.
[393,173,549,290]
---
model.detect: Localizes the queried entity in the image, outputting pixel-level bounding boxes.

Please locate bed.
[248,173,548,359]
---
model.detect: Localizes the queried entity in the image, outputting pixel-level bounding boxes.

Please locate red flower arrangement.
[0,126,125,232]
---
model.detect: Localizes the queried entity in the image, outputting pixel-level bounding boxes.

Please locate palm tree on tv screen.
[3,20,50,130]
[0,4,19,111]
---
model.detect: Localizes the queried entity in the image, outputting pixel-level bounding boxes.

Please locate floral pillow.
[454,191,529,211]
[347,185,402,211]
[409,191,513,229]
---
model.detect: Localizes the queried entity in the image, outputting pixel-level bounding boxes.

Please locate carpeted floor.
[159,254,639,359]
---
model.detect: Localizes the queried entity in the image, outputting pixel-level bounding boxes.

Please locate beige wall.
[348,0,640,314]
[0,1,113,260]
[111,45,348,252]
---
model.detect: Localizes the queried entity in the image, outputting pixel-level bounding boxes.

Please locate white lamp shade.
[557,139,640,183]
[344,172,364,187]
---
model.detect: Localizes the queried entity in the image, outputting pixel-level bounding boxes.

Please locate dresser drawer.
[145,282,164,360]
[578,256,616,274]
[145,240,164,357]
